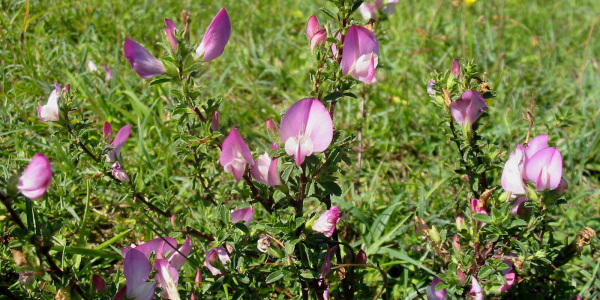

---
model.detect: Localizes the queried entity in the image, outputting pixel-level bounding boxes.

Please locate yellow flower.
[465,0,477,6]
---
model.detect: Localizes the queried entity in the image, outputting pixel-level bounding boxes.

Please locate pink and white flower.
[195,8,231,62]
[220,128,254,181]
[341,26,379,84]
[312,206,341,237]
[279,98,333,166]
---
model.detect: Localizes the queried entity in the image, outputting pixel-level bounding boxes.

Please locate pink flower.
[164,18,178,52]
[457,269,466,283]
[106,124,131,162]
[196,8,231,62]
[111,162,130,183]
[220,128,254,181]
[251,143,281,186]
[450,90,487,126]
[511,197,529,216]
[426,277,447,300]
[114,249,156,300]
[501,134,563,194]
[104,65,113,81]
[524,147,563,191]
[204,247,231,276]
[266,118,278,135]
[501,144,527,194]
[341,26,379,84]
[92,274,106,293]
[124,38,166,79]
[37,83,61,122]
[470,198,488,215]
[470,276,484,300]
[231,207,254,226]
[306,15,327,52]
[279,98,333,166]
[18,153,52,200]
[312,206,341,237]
[498,254,517,292]
[122,236,193,271]
[452,234,460,251]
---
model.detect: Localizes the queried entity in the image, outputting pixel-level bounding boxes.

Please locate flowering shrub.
[0,0,598,299]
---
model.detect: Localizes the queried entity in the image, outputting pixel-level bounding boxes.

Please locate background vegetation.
[1,0,599,298]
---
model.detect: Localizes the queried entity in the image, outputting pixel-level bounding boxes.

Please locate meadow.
[1,0,599,299]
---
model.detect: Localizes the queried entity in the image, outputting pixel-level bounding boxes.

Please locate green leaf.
[472,213,493,224]
[265,270,286,283]
[94,229,132,250]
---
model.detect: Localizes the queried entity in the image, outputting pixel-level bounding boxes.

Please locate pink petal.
[196,8,231,62]
[312,206,341,237]
[501,144,527,194]
[111,162,130,183]
[204,247,230,276]
[154,259,179,299]
[470,275,483,297]
[310,29,327,52]
[18,153,52,200]
[511,197,529,216]
[107,125,131,162]
[231,207,254,226]
[279,98,333,164]
[124,38,166,79]
[525,147,563,190]
[321,246,338,276]
[451,58,460,77]
[123,249,151,287]
[525,134,549,159]
[426,276,447,300]
[350,53,378,84]
[164,18,178,52]
[169,236,192,270]
[306,15,322,39]
[450,90,487,126]
[38,90,60,121]
[341,26,379,83]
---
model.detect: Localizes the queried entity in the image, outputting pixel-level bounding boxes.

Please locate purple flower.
[341,26,379,84]
[106,124,131,162]
[164,18,178,52]
[427,79,436,97]
[196,8,231,62]
[470,198,488,215]
[204,247,231,276]
[426,277,447,300]
[220,128,254,181]
[231,207,254,226]
[104,65,113,81]
[251,143,281,186]
[18,153,52,200]
[124,38,166,79]
[279,98,333,166]
[111,162,130,183]
[211,111,220,131]
[122,236,192,271]
[114,249,155,300]
[37,84,61,122]
[312,206,341,237]
[359,0,400,19]
[450,90,487,126]
[306,15,327,52]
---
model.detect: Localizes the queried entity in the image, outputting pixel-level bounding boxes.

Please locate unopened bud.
[451,58,460,78]
[211,111,220,131]
[257,236,270,253]
[442,88,452,107]
[62,84,71,93]
[266,118,278,135]
[453,234,460,251]
[92,274,106,293]
[455,214,466,231]
[457,269,466,283]
[356,250,367,264]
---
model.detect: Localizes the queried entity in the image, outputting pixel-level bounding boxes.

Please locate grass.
[1,0,599,298]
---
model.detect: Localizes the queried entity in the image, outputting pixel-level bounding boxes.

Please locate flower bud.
[455,213,466,231]
[312,206,341,237]
[356,250,367,264]
[257,236,270,253]
[427,79,436,96]
[111,162,130,183]
[211,111,220,131]
[451,58,460,78]
[92,274,106,293]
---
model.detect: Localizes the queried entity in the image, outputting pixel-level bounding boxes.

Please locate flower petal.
[524,134,548,159]
[164,18,178,52]
[524,147,563,190]
[231,207,254,226]
[306,15,321,39]
[123,249,151,287]
[18,153,52,200]
[124,38,166,79]
[501,144,526,194]
[196,8,231,62]
[169,236,192,270]
[107,125,131,162]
